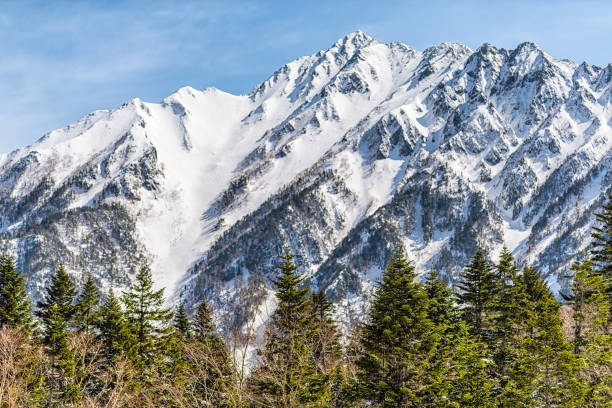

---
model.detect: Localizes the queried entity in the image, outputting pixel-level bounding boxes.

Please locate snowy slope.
[0,31,610,328]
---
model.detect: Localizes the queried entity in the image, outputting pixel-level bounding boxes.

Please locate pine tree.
[310,289,344,406]
[491,247,522,393]
[423,270,478,406]
[562,258,595,355]
[193,300,215,337]
[46,305,74,371]
[451,336,496,408]
[122,265,173,368]
[0,254,32,330]
[74,273,100,333]
[37,264,76,351]
[97,290,131,363]
[174,303,191,340]
[252,247,318,407]
[424,270,462,329]
[36,264,78,405]
[509,267,588,408]
[311,289,342,369]
[583,194,612,403]
[591,194,612,307]
[44,303,78,405]
[36,263,77,329]
[354,247,437,407]
[184,300,234,407]
[456,247,497,343]
[527,295,586,407]
[522,265,551,306]
[563,257,612,405]
[500,266,550,407]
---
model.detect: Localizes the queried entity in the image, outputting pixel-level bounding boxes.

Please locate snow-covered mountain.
[1,31,611,327]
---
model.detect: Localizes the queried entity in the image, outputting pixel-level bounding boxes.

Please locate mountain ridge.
[1,31,610,328]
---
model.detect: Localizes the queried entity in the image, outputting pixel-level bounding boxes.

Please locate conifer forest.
[0,196,611,407]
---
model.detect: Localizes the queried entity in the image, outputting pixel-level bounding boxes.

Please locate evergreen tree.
[36,263,77,330]
[354,247,437,407]
[174,303,191,340]
[423,271,479,406]
[184,300,234,407]
[252,247,318,407]
[500,266,551,407]
[491,247,522,393]
[310,289,342,369]
[563,257,612,405]
[44,303,78,405]
[424,270,462,329]
[74,273,100,333]
[591,194,612,307]
[193,300,216,337]
[122,265,173,368]
[45,305,74,371]
[310,289,344,406]
[584,194,612,403]
[451,336,496,408]
[0,254,32,330]
[562,258,595,355]
[97,290,131,362]
[522,265,551,306]
[507,267,588,407]
[36,264,78,405]
[456,247,497,343]
[527,295,586,407]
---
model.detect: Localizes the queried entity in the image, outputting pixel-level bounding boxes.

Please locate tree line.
[0,196,611,407]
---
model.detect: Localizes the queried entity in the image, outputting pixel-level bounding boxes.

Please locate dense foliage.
[0,196,611,407]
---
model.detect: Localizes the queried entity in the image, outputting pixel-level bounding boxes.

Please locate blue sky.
[1,0,611,153]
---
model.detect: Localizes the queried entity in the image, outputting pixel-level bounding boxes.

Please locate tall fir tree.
[36,263,77,330]
[36,264,76,349]
[424,270,462,330]
[491,247,523,394]
[563,257,612,405]
[499,266,551,407]
[192,300,216,338]
[591,194,612,307]
[0,254,32,331]
[184,300,234,407]
[74,274,100,333]
[522,265,551,306]
[44,303,78,405]
[451,335,496,408]
[423,270,482,406]
[36,264,78,405]
[174,303,191,340]
[310,289,344,406]
[354,247,437,407]
[310,289,342,370]
[97,290,131,363]
[122,265,173,368]
[252,247,318,407]
[528,295,587,407]
[562,258,595,355]
[456,247,497,343]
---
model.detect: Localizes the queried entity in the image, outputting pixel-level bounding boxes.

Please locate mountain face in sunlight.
[1,31,610,327]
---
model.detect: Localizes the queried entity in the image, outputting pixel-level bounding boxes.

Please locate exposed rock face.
[1,31,610,327]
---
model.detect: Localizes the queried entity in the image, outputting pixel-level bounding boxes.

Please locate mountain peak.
[475,42,500,56]
[423,42,472,58]
[341,29,372,43]
[513,41,543,56]
[330,30,375,55]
